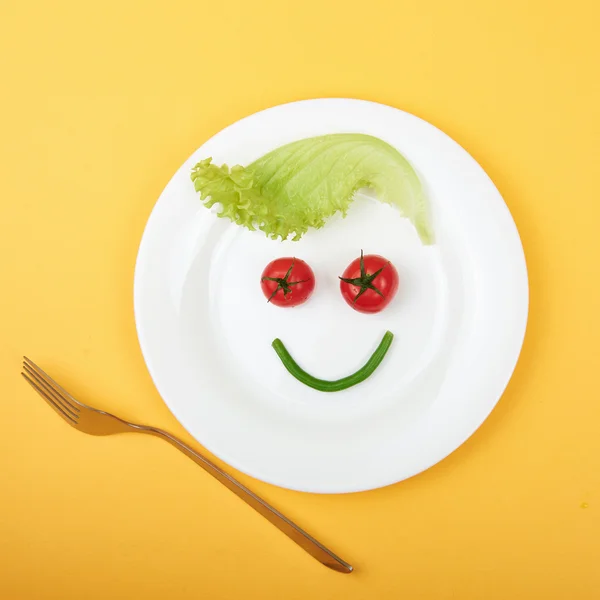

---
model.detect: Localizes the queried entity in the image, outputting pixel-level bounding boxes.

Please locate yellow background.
[1,0,599,598]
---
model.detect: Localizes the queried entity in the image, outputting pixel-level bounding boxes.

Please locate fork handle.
[132,424,352,573]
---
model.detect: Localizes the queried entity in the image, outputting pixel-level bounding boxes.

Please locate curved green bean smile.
[271,331,394,392]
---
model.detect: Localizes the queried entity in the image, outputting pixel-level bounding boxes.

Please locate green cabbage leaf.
[191,133,433,243]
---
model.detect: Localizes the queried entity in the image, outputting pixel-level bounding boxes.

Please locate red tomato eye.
[261,257,315,307]
[339,251,399,313]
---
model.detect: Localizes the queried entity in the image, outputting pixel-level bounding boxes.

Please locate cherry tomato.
[261,257,315,307]
[339,251,399,313]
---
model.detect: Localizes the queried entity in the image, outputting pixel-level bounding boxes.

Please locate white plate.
[134,99,528,493]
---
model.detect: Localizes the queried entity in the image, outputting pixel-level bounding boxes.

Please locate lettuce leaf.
[190,134,433,243]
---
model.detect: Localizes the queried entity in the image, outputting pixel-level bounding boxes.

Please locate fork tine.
[23,357,80,412]
[22,363,79,419]
[21,372,78,425]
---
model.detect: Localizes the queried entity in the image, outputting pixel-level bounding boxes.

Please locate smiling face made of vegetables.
[191,134,434,392]
[258,252,399,392]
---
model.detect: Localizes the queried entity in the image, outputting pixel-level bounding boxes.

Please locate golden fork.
[21,357,353,574]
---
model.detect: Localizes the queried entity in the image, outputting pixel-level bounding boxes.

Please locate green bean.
[271,331,394,392]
